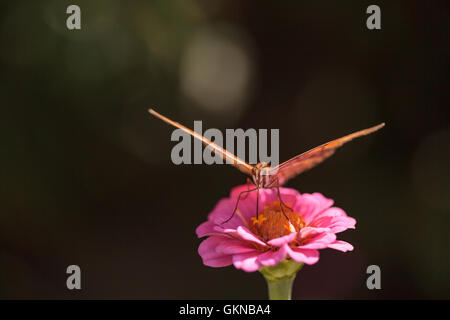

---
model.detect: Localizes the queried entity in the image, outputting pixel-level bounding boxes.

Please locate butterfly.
[149,108,384,223]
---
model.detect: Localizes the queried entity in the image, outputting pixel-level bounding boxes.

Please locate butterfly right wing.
[268,123,385,186]
[149,109,254,176]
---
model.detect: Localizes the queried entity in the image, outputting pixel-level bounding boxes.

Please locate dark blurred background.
[0,0,448,299]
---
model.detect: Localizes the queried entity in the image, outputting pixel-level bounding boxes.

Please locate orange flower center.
[248,200,305,244]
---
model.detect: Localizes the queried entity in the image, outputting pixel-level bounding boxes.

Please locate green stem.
[265,274,297,300]
[259,259,304,300]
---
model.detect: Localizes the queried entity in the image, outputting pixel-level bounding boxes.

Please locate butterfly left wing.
[268,123,385,186]
[149,109,254,176]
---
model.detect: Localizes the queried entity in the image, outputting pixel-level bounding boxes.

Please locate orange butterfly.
[149,109,384,223]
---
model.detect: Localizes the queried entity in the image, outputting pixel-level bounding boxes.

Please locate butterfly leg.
[278,189,293,212]
[221,188,257,225]
[276,187,291,222]
[277,185,293,220]
[270,178,293,210]
[266,178,293,222]
[241,178,254,200]
[256,187,260,219]
[251,187,263,235]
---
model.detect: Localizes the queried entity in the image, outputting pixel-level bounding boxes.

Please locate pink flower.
[196,185,356,272]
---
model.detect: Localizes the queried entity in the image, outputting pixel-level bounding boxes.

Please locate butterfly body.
[251,162,274,189]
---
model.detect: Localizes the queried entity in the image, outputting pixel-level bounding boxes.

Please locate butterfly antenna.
[149,108,181,128]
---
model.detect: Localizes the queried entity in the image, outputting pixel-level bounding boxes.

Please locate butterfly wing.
[269,123,385,186]
[149,109,254,176]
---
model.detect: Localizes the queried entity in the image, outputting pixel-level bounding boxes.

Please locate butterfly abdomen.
[252,162,276,188]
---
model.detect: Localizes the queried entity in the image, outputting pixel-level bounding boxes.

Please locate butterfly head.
[252,162,273,188]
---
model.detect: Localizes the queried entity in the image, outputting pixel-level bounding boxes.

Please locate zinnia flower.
[196,185,355,272]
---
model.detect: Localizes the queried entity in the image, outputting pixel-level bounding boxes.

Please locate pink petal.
[296,227,334,249]
[202,255,233,268]
[236,226,268,247]
[198,236,224,259]
[286,246,320,265]
[330,217,356,233]
[267,232,297,247]
[196,221,216,238]
[294,193,334,223]
[232,252,261,272]
[216,239,258,255]
[257,187,277,204]
[198,236,233,267]
[257,245,288,267]
[313,207,356,233]
[209,198,235,223]
[211,185,262,226]
[230,184,255,199]
[277,187,301,207]
[234,196,257,221]
[298,227,331,239]
[227,185,257,220]
[327,240,354,252]
[298,231,337,250]
[213,225,239,237]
